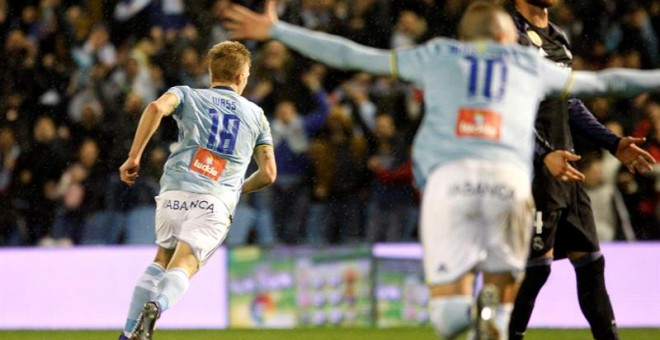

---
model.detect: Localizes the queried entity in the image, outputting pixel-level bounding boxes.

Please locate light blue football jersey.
[395,39,569,190]
[269,21,659,192]
[160,85,272,212]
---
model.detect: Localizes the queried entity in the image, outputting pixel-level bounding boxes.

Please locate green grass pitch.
[1,328,659,340]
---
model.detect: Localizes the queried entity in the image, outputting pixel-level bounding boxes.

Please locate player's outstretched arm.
[568,69,660,98]
[542,58,660,99]
[224,0,393,77]
[119,92,178,186]
[242,145,277,194]
[567,99,655,173]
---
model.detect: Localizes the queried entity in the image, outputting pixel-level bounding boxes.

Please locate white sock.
[154,268,190,312]
[429,295,473,338]
[123,263,165,335]
[494,303,514,339]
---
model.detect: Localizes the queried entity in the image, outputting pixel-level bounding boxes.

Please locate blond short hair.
[458,1,510,41]
[207,41,251,83]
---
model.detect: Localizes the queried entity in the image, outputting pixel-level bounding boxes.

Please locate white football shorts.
[155,190,231,265]
[421,159,534,285]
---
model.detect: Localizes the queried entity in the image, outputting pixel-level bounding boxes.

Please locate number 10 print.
[465,56,508,102]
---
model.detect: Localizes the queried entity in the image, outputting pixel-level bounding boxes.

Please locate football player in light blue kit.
[118,41,276,340]
[225,1,660,338]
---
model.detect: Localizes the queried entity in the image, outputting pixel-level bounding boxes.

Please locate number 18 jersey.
[160,85,272,213]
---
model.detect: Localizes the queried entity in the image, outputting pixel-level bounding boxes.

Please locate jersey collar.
[212,85,235,92]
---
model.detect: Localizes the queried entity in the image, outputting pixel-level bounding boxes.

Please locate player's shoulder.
[507,43,540,57]
[234,96,266,124]
[238,96,264,114]
[421,37,460,53]
[168,85,192,94]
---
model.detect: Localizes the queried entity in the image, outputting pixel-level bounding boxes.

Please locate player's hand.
[543,150,586,182]
[119,157,140,186]
[223,0,278,41]
[614,137,655,174]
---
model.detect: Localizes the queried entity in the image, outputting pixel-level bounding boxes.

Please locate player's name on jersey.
[163,199,216,213]
[448,181,514,200]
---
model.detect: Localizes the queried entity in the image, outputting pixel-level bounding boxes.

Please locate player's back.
[399,39,550,189]
[160,85,271,212]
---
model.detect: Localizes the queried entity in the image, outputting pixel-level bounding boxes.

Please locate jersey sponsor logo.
[449,181,514,200]
[190,146,227,181]
[163,199,215,213]
[455,108,501,140]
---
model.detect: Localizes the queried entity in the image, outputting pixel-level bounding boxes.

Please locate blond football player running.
[118,41,276,340]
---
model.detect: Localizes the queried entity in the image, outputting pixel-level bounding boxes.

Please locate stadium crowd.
[0,0,658,247]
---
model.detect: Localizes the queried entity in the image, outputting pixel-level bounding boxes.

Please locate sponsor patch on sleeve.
[189,146,227,181]
[455,108,501,140]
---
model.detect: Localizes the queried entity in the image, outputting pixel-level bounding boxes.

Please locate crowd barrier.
[1,242,658,329]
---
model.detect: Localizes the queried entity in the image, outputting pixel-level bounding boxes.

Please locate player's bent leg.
[155,240,198,311]
[133,242,197,340]
[568,251,619,340]
[428,273,474,339]
[121,246,174,339]
[154,246,176,269]
[509,255,552,340]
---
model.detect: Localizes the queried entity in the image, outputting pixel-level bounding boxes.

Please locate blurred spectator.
[121,147,162,244]
[335,72,378,139]
[622,98,660,239]
[581,124,637,242]
[49,138,101,246]
[271,66,329,244]
[114,0,186,32]
[605,3,659,68]
[365,114,417,242]
[0,125,19,245]
[337,0,389,48]
[178,46,209,89]
[248,40,293,115]
[11,116,68,245]
[391,10,429,49]
[72,24,117,72]
[308,107,368,244]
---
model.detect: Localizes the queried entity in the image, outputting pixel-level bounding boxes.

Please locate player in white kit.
[117,41,276,340]
[224,1,660,338]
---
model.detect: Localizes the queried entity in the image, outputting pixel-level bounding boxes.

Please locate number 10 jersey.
[397,39,570,191]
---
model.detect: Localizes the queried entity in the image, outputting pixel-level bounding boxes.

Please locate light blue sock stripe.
[123,263,165,335]
[154,268,190,312]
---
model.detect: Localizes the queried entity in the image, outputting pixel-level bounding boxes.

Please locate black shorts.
[529,181,600,260]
